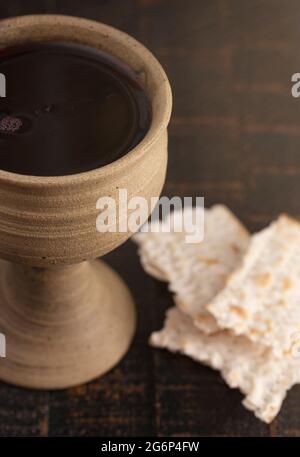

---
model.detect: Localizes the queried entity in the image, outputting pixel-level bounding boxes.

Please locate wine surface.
[0,41,151,176]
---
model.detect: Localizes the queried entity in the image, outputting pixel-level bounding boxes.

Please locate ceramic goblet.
[0,15,172,389]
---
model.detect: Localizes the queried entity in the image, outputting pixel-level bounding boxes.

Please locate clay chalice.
[0,15,172,389]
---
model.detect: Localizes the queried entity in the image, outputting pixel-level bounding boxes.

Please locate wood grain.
[0,0,300,437]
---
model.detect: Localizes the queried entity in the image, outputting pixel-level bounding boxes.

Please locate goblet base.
[0,259,136,389]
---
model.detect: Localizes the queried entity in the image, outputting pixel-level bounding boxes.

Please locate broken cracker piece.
[134,205,249,334]
[208,214,300,356]
[150,307,300,423]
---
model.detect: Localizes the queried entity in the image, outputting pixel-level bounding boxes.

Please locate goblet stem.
[0,259,136,389]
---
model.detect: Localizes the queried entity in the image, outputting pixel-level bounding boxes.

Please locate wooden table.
[1,0,300,437]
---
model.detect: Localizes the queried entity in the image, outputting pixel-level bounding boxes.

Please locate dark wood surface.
[0,0,300,437]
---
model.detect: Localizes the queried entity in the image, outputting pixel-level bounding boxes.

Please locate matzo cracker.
[151,308,300,423]
[134,205,249,334]
[208,215,300,356]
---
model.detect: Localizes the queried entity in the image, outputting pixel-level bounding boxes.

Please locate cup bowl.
[0,14,172,267]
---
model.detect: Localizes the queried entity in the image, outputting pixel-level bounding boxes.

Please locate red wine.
[0,41,151,176]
